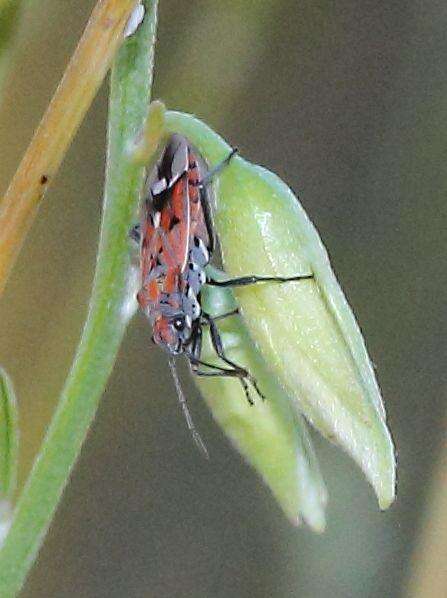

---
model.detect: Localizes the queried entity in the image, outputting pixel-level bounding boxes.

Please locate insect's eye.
[173,317,185,331]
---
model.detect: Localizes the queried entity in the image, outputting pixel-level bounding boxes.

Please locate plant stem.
[0,0,138,296]
[0,367,19,500]
[0,1,158,595]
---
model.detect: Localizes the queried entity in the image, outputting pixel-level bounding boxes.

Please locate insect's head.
[152,313,193,355]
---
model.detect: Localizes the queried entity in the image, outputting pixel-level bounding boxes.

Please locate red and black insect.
[131,134,312,452]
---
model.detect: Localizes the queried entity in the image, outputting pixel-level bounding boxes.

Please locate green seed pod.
[198,269,327,530]
[165,110,396,510]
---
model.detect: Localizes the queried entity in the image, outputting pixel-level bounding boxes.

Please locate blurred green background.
[1,1,446,596]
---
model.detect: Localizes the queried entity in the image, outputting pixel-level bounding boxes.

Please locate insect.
[131,134,313,453]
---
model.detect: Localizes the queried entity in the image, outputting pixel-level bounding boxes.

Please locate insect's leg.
[188,324,256,404]
[189,323,203,362]
[201,308,239,323]
[189,328,244,378]
[193,148,238,189]
[207,273,314,288]
[168,357,209,459]
[191,364,254,406]
[129,223,141,243]
[192,149,237,253]
[201,314,265,403]
[199,185,216,254]
[188,336,253,407]
[189,355,251,379]
[207,315,264,402]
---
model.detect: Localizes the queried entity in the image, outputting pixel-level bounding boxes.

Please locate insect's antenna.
[168,357,209,459]
[196,147,238,189]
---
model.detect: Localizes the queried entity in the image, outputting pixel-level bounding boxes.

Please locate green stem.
[0,2,158,595]
[0,367,19,500]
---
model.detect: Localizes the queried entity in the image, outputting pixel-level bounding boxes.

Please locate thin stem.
[0,367,19,500]
[0,1,159,595]
[0,0,138,296]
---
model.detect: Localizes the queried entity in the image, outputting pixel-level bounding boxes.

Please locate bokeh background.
[1,1,446,596]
